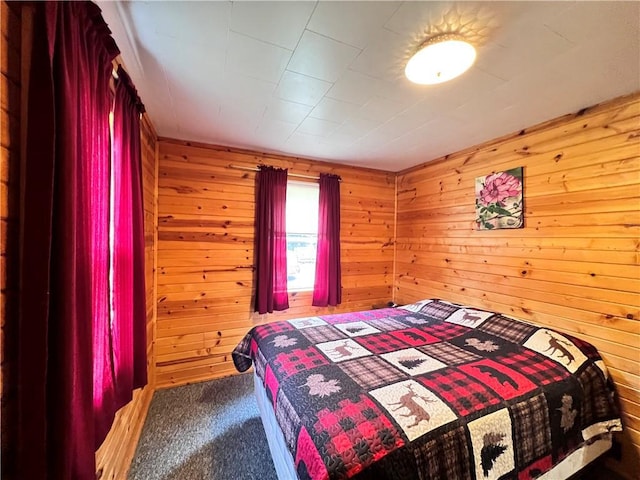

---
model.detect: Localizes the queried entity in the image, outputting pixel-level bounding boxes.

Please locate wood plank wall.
[156,139,395,386]
[394,92,640,479]
[95,114,159,479]
[0,2,21,478]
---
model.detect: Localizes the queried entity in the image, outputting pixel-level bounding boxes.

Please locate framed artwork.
[475,167,524,230]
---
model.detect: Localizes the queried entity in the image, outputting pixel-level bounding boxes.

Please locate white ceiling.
[99,1,640,172]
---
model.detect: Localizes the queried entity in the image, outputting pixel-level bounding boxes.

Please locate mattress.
[235,299,622,479]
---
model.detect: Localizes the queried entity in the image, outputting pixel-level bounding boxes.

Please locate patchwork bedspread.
[232,299,622,480]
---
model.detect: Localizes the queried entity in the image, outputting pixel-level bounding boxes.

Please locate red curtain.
[312,174,342,307]
[18,2,119,478]
[95,65,148,443]
[254,166,289,314]
[18,2,148,478]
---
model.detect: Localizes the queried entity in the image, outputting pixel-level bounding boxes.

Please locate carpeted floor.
[129,373,622,480]
[128,373,278,480]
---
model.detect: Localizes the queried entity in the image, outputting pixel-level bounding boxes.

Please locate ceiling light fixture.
[405,34,476,85]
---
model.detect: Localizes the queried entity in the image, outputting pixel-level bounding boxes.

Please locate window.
[286,181,319,291]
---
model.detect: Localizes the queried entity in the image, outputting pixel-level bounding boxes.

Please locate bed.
[232,299,622,480]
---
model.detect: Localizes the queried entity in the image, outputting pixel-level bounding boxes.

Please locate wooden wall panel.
[156,139,395,387]
[0,2,21,478]
[95,115,158,478]
[394,92,640,479]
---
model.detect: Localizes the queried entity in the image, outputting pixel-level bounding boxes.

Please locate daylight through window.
[286,181,319,291]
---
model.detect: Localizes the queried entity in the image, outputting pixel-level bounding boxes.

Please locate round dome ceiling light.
[405,34,476,85]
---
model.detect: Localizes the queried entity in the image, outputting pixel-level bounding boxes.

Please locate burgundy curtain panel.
[102,66,148,442]
[18,2,117,478]
[17,2,145,478]
[254,166,290,314]
[312,174,342,307]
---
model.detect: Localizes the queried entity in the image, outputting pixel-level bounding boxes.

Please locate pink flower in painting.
[479,172,521,206]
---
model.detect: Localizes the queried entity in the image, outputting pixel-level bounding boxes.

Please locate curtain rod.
[229,164,341,181]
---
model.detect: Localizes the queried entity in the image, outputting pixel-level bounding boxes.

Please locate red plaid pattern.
[424,321,469,341]
[264,364,280,405]
[459,359,537,401]
[498,349,570,385]
[296,426,328,480]
[274,347,329,377]
[353,332,409,354]
[418,368,501,416]
[313,395,405,478]
[518,456,552,480]
[254,321,295,341]
[389,328,439,347]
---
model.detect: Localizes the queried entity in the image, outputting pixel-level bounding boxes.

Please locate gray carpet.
[128,373,278,480]
[128,374,620,480]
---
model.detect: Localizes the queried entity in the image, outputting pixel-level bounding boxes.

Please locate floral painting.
[475,167,523,230]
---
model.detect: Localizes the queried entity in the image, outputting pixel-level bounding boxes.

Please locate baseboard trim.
[95,384,155,480]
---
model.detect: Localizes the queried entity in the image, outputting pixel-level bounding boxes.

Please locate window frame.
[285,180,319,293]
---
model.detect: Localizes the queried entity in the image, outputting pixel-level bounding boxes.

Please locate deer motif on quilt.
[329,341,359,360]
[544,333,575,365]
[462,311,482,323]
[388,384,435,428]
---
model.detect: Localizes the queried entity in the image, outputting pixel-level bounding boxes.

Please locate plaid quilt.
[232,299,622,480]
